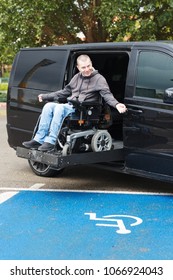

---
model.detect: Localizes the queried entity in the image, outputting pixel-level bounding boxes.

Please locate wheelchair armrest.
[80,101,102,107]
[67,99,102,112]
[67,98,79,106]
[67,98,85,111]
[57,97,68,103]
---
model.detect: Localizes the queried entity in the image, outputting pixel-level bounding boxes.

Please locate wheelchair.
[34,98,113,156]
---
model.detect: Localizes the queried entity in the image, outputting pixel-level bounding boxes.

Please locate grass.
[0,83,8,102]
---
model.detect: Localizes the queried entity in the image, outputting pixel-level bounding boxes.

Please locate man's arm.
[97,75,127,113]
[38,73,79,103]
[38,84,72,103]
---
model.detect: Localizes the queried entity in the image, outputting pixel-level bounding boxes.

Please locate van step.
[16,146,124,169]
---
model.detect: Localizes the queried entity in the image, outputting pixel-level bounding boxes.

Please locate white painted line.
[0,187,172,196]
[29,183,45,189]
[0,184,45,192]
[0,191,18,204]
[0,187,32,192]
[0,184,45,204]
[38,189,173,196]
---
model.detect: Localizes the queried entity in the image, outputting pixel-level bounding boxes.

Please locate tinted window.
[135,51,173,99]
[13,49,69,91]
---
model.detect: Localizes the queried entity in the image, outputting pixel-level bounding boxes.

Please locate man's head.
[77,55,93,77]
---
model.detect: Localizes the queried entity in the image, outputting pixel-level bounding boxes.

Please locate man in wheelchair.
[23,54,127,152]
[57,97,114,155]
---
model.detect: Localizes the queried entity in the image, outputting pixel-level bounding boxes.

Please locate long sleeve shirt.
[42,70,119,108]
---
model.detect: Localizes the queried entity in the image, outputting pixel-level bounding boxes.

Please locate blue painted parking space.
[0,190,173,260]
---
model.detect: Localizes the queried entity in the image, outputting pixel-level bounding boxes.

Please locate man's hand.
[116,103,127,113]
[38,94,43,102]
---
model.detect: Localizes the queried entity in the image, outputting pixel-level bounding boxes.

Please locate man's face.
[77,59,93,77]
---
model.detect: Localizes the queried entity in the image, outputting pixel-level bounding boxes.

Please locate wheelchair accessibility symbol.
[85,213,143,234]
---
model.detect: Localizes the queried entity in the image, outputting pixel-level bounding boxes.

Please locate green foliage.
[0,83,8,91]
[98,0,173,41]
[0,91,7,102]
[0,0,173,65]
[0,83,7,102]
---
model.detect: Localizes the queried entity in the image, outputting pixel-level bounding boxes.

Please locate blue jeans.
[34,102,75,145]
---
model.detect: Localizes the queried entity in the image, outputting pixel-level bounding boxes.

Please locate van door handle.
[128,108,143,114]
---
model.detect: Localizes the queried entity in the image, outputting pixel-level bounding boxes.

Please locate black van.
[6,41,173,182]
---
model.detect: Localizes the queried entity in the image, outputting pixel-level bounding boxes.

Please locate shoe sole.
[22,144,41,149]
[38,148,54,152]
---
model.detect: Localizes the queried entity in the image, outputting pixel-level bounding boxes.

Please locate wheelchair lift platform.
[16,142,124,169]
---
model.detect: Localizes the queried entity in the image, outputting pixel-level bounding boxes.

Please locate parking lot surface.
[0,189,173,260]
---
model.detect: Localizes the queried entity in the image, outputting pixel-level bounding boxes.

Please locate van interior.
[71,52,129,142]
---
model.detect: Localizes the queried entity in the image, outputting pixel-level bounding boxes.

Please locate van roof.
[21,41,173,52]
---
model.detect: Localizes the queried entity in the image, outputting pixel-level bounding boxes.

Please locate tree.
[0,0,110,64]
[0,1,108,47]
[97,0,173,41]
[0,0,173,65]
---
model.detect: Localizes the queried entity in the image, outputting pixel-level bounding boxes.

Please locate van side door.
[124,46,173,178]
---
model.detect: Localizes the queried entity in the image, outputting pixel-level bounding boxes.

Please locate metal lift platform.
[16,144,124,169]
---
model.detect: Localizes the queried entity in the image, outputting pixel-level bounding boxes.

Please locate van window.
[135,51,173,99]
[13,49,68,91]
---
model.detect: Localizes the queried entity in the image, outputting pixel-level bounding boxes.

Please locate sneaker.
[38,142,54,152]
[22,139,41,149]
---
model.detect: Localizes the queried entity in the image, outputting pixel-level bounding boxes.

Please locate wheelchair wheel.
[91,130,112,152]
[62,144,72,156]
[28,160,64,177]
